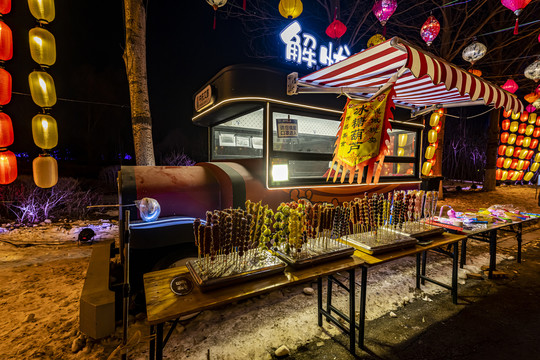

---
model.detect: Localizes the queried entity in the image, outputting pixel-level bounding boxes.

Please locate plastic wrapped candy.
[135,197,161,222]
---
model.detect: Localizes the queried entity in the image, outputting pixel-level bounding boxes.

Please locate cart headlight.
[272,163,289,182]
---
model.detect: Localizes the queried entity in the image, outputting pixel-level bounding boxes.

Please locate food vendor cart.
[80,37,524,345]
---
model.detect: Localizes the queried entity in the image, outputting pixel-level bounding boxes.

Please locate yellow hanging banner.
[327,86,394,184]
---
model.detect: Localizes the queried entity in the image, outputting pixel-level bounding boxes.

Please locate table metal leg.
[149,325,155,360]
[489,229,497,279]
[348,269,355,355]
[358,266,367,349]
[421,251,427,285]
[460,238,468,268]
[415,253,421,289]
[156,323,163,360]
[317,277,323,326]
[326,277,332,322]
[452,241,458,304]
[517,222,522,263]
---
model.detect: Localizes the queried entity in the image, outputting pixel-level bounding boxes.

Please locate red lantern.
[0,68,11,105]
[498,145,507,155]
[437,108,445,115]
[510,159,519,169]
[496,168,503,180]
[534,127,540,137]
[531,139,539,148]
[515,135,524,146]
[420,15,440,46]
[518,171,524,181]
[514,147,522,157]
[0,112,13,148]
[500,132,510,143]
[518,123,527,134]
[508,170,515,179]
[524,160,531,170]
[372,0,397,35]
[496,157,505,168]
[502,79,519,93]
[468,68,482,77]
[526,150,535,160]
[0,20,12,61]
[520,111,529,122]
[501,119,511,130]
[326,19,347,39]
[0,0,10,15]
[501,0,532,35]
[0,149,16,184]
[503,110,512,118]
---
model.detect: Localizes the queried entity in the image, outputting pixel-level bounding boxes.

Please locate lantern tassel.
[243,0,246,10]
[213,12,216,30]
[383,24,386,36]
[514,18,519,35]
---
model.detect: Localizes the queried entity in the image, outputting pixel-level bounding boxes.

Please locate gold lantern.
[525,125,534,136]
[425,145,436,160]
[427,129,437,143]
[397,147,405,156]
[511,112,520,120]
[523,136,532,148]
[529,113,537,124]
[516,160,525,171]
[398,133,408,147]
[507,134,517,145]
[28,0,55,23]
[32,113,57,149]
[421,161,432,176]
[429,113,440,127]
[29,27,56,66]
[503,158,512,169]
[531,162,540,172]
[535,153,540,163]
[279,0,303,19]
[509,121,519,132]
[524,171,534,182]
[28,70,56,108]
[33,154,57,188]
[511,171,520,181]
[501,170,508,181]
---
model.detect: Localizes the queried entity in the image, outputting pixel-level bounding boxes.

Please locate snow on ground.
[0,185,538,360]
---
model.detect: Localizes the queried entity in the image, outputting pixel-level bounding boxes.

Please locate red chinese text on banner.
[327,86,395,184]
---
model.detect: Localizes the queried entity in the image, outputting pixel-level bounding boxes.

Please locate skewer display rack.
[187,205,286,292]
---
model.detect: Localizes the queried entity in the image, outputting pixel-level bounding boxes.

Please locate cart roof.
[298,37,523,114]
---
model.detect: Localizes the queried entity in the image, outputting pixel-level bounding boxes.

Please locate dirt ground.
[0,185,539,360]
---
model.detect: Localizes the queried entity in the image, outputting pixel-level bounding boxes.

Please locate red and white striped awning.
[298,37,524,114]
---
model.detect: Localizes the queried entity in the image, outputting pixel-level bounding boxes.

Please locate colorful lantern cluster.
[500,0,532,35]
[422,109,444,176]
[496,110,540,182]
[372,0,397,36]
[279,0,303,19]
[0,0,16,185]
[420,15,440,46]
[206,0,228,29]
[28,0,58,188]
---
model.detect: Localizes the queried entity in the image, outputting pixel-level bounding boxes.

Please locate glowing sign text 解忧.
[280,21,351,69]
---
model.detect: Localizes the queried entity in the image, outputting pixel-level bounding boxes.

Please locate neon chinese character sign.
[279,21,351,69]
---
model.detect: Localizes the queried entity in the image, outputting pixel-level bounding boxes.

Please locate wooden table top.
[144,255,365,325]
[354,232,466,266]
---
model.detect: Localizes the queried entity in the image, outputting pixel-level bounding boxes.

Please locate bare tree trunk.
[483,108,500,191]
[123,0,155,166]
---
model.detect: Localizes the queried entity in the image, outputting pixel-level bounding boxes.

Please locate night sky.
[5,1,267,177]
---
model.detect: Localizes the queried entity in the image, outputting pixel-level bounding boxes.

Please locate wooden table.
[457,217,539,278]
[352,232,466,348]
[144,255,365,360]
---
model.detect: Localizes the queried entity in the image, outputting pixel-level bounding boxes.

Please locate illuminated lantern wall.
[422,109,444,176]
[0,1,15,184]
[497,109,540,183]
[28,0,58,188]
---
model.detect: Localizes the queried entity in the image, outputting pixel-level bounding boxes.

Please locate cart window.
[272,112,339,154]
[211,108,264,160]
[378,162,416,177]
[386,129,416,157]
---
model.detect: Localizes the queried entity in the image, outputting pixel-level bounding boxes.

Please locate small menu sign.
[276,118,298,138]
[194,85,214,112]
